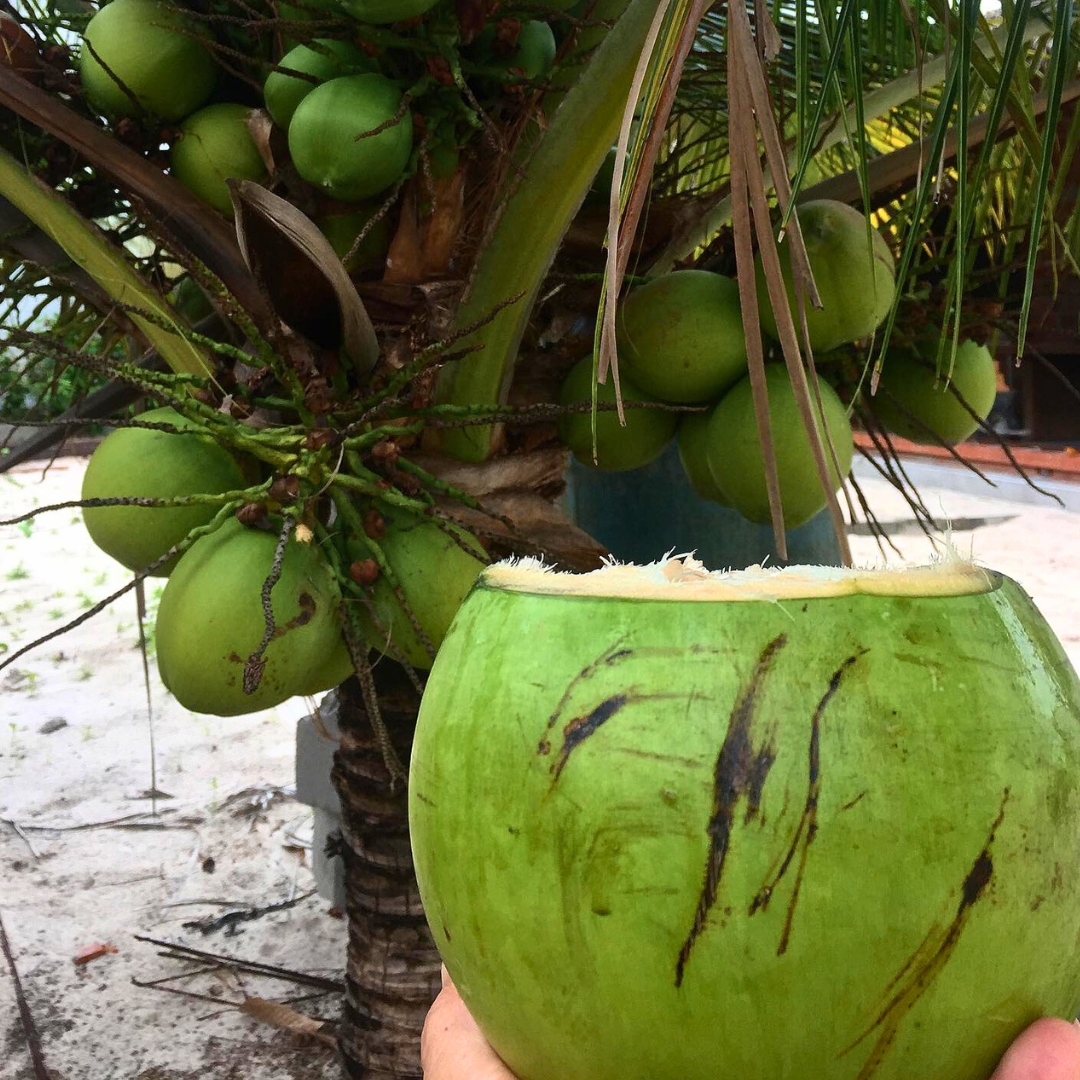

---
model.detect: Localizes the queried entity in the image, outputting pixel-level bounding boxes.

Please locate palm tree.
[1,1,1077,1075]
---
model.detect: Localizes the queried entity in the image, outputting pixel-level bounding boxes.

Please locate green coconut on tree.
[2,1,1080,1078]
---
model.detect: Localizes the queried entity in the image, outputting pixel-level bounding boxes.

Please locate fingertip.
[992,1017,1080,1080]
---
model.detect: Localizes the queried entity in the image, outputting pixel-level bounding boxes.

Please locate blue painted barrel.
[564,441,844,569]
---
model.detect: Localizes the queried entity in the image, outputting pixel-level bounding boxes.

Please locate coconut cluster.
[76,0,563,254]
[559,199,999,529]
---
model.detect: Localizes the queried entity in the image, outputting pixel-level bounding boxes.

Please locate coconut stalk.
[434,0,663,462]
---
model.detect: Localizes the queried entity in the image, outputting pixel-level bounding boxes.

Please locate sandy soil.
[1,453,1078,1079]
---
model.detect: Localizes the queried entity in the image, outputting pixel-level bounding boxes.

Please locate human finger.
[990,1018,1080,1080]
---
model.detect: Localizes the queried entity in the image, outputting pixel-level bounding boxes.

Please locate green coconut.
[171,103,268,217]
[264,39,377,129]
[156,516,350,716]
[81,407,247,575]
[352,508,487,670]
[558,356,678,472]
[337,0,439,24]
[410,557,1080,1080]
[316,204,392,274]
[872,338,998,445]
[756,199,896,352]
[618,270,748,404]
[288,73,413,201]
[79,0,217,120]
[169,275,214,323]
[470,20,558,82]
[676,410,728,504]
[706,364,853,528]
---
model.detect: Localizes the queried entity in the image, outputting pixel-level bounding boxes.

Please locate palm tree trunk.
[330,667,440,1080]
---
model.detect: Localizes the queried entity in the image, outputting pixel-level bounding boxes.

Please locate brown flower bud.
[236,502,268,527]
[349,559,380,586]
[306,428,336,452]
[370,439,399,465]
[363,509,386,539]
[269,475,301,503]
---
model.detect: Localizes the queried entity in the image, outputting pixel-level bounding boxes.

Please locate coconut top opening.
[482,555,998,602]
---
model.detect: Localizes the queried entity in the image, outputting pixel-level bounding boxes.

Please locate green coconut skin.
[618,270,749,404]
[706,364,853,528]
[317,204,392,274]
[872,338,998,445]
[471,20,558,82]
[171,103,268,217]
[755,200,896,352]
[79,0,217,121]
[352,509,487,670]
[81,407,246,575]
[409,571,1080,1080]
[264,40,377,129]
[288,74,413,201]
[557,356,678,472]
[156,517,351,716]
[676,410,728,504]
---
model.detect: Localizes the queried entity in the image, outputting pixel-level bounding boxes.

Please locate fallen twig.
[0,911,54,1080]
[134,935,344,992]
[5,809,202,833]
[181,891,316,935]
[2,818,42,859]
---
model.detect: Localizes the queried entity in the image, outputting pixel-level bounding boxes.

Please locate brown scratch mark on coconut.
[842,790,868,812]
[744,746,777,824]
[748,653,862,955]
[614,748,704,769]
[277,591,316,634]
[540,643,634,748]
[547,690,685,786]
[674,634,788,988]
[551,694,628,781]
[840,788,1010,1080]
[540,642,717,755]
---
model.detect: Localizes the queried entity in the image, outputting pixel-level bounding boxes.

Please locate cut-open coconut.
[410,556,1080,1080]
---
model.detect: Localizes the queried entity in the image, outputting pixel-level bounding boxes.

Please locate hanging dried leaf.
[245,108,278,177]
[384,181,426,285]
[229,180,379,376]
[421,167,467,278]
[728,0,852,566]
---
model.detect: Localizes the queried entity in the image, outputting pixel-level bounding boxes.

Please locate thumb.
[420,968,517,1080]
[991,1019,1080,1080]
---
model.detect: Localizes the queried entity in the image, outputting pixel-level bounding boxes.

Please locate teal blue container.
[564,441,843,569]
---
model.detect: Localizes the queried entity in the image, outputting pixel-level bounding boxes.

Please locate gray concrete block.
[312,807,347,909]
[295,689,342,816]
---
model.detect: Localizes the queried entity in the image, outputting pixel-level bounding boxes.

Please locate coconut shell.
[410,559,1080,1080]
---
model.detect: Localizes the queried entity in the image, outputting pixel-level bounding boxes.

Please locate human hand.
[420,976,1080,1080]
[420,968,517,1080]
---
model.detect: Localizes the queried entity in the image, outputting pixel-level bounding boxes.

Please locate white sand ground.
[1,453,1078,1079]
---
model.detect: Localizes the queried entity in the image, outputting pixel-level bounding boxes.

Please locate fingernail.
[441,964,452,989]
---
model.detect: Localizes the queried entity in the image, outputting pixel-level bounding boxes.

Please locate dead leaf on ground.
[240,996,337,1048]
